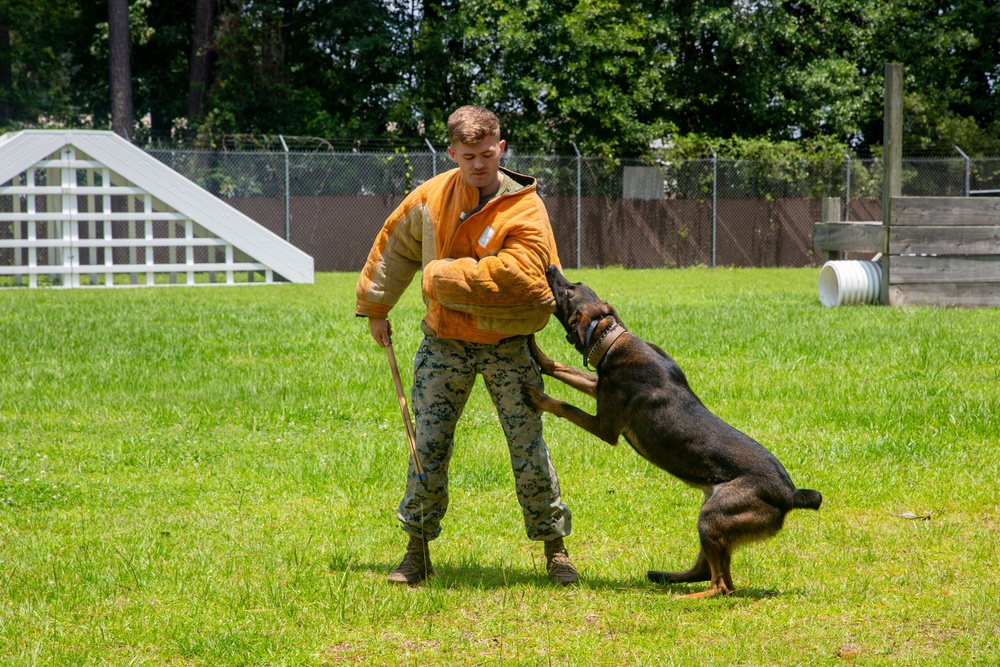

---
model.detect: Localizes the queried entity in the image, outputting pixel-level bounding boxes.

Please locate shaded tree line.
[1,0,998,157]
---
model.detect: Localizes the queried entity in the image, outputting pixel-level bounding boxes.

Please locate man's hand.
[369,318,392,347]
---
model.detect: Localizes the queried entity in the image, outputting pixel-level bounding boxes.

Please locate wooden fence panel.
[889,255,1000,284]
[815,197,1000,307]
[891,197,1000,226]
[889,226,1000,255]
[889,282,1000,308]
[813,222,884,253]
[887,197,1000,307]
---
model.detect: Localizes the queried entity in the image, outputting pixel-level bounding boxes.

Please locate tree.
[0,0,81,128]
[2,0,997,155]
[391,0,674,155]
[131,0,197,141]
[187,0,216,123]
[0,15,11,123]
[870,0,1000,153]
[538,0,675,154]
[393,0,473,140]
[198,0,408,142]
[108,0,134,137]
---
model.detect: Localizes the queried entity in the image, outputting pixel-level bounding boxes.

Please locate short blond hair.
[447,106,500,145]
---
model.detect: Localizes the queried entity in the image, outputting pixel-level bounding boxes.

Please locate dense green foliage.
[1,269,998,665]
[2,0,999,156]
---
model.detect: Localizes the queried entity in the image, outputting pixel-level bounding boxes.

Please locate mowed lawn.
[1,268,998,666]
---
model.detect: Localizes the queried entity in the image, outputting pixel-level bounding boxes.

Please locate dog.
[523,265,822,598]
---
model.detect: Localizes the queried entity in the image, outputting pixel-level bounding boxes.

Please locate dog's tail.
[792,488,823,510]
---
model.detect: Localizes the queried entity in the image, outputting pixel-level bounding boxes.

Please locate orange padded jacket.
[355,166,561,344]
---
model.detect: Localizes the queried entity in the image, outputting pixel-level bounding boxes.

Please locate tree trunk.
[187,0,216,122]
[0,19,11,122]
[108,0,133,138]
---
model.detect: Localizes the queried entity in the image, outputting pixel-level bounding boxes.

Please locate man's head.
[447,105,500,145]
[447,105,506,196]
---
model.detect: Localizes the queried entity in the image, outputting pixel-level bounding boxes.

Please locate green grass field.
[1,268,998,666]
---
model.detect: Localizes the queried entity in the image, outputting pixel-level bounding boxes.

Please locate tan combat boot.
[387,535,434,585]
[544,537,578,585]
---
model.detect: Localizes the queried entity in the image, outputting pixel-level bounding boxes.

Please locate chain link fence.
[146,148,1000,272]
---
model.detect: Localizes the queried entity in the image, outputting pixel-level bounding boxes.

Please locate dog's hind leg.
[647,549,711,584]
[648,488,715,587]
[648,545,734,599]
[657,523,735,599]
[676,542,733,599]
[675,482,785,598]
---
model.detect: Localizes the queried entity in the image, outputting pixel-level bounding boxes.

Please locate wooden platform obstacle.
[813,63,1000,309]
[0,130,313,288]
[816,196,1000,308]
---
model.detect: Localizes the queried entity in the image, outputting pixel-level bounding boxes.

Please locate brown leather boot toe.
[388,535,434,585]
[544,537,578,585]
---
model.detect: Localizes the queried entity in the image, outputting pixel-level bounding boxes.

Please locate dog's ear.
[607,303,623,326]
[565,314,578,344]
[565,313,583,345]
[574,314,593,346]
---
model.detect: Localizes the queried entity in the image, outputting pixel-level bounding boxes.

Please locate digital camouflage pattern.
[397,330,571,542]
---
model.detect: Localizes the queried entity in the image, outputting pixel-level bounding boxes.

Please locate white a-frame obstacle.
[0,130,313,288]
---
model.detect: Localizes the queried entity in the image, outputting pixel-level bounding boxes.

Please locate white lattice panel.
[0,146,272,287]
[0,131,312,288]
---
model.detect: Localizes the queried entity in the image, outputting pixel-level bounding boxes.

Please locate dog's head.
[545,265,623,352]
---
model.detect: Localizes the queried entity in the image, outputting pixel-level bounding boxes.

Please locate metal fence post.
[573,142,582,269]
[425,138,437,177]
[279,135,291,241]
[710,147,717,268]
[955,145,970,196]
[844,153,851,221]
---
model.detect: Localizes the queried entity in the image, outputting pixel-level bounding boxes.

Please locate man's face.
[448,136,506,194]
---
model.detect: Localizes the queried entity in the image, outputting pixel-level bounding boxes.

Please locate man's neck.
[478,172,503,199]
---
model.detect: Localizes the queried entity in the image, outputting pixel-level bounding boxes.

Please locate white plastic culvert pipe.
[819,259,883,307]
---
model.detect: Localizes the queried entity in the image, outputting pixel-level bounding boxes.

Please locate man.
[355,105,576,585]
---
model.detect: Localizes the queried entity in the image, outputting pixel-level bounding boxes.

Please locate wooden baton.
[385,337,427,481]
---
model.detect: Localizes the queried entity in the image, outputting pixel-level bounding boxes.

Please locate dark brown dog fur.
[524,266,821,598]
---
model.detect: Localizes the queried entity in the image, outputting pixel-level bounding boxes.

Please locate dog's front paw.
[521,383,547,410]
[527,335,557,375]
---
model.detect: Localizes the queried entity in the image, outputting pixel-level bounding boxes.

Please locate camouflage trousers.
[397,329,571,542]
